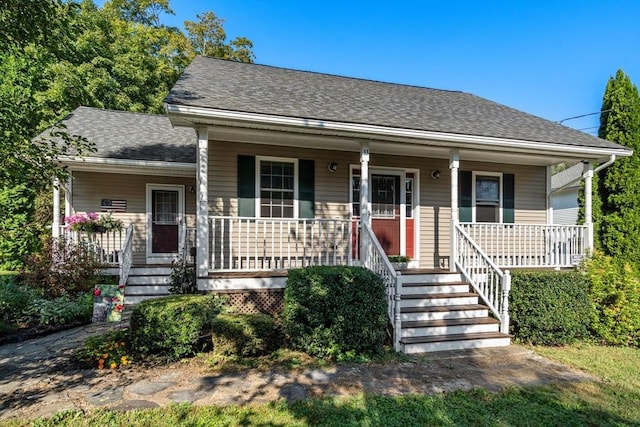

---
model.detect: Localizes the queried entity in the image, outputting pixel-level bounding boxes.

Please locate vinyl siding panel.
[71,171,196,264]
[206,141,548,269]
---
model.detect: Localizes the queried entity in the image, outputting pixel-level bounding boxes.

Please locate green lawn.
[1,345,638,426]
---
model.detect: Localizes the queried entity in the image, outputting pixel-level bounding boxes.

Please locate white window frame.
[472,171,503,223]
[255,156,299,219]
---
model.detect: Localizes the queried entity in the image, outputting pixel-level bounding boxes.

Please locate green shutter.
[299,159,315,218]
[237,155,255,217]
[459,170,472,222]
[503,173,515,223]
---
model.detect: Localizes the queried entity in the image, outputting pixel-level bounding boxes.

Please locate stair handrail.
[119,224,134,287]
[453,223,511,334]
[361,221,402,351]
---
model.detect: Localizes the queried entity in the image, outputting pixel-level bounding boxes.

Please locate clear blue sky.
[103,0,640,135]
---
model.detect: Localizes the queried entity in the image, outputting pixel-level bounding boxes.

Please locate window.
[259,160,295,218]
[475,175,500,223]
[352,170,361,217]
[405,173,414,218]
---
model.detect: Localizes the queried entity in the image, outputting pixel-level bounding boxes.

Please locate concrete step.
[125,284,171,296]
[401,317,500,337]
[400,304,489,321]
[399,292,478,308]
[401,282,470,295]
[400,332,511,353]
[129,267,173,276]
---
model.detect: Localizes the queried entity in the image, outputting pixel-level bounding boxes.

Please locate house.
[51,56,632,352]
[550,162,587,225]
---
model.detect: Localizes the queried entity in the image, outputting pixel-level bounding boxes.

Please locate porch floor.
[205,267,452,279]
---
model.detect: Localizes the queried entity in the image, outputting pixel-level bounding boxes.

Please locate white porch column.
[583,161,594,252]
[64,176,72,222]
[52,178,61,238]
[359,142,370,262]
[449,149,459,271]
[196,127,209,279]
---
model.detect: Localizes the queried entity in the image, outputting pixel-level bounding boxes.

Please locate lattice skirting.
[211,289,284,315]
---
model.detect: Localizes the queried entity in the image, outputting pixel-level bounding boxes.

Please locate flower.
[93,288,101,297]
[110,362,117,369]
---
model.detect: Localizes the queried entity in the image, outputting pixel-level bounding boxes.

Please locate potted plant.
[388,255,410,270]
[65,213,123,233]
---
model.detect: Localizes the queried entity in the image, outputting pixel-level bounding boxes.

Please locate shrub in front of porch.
[283,266,387,360]
[211,313,283,358]
[509,271,592,345]
[130,295,223,361]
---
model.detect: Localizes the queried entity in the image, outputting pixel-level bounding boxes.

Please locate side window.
[475,175,500,223]
[259,160,295,218]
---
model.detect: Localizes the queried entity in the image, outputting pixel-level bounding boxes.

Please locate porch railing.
[67,228,128,265]
[361,221,401,351]
[179,222,197,265]
[119,225,134,286]
[208,216,352,271]
[459,223,588,268]
[454,223,510,334]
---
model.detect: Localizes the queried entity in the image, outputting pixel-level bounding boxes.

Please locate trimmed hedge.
[211,313,283,357]
[130,295,223,360]
[509,271,592,345]
[283,266,387,359]
[582,252,640,347]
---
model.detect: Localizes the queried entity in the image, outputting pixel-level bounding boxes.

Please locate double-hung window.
[460,171,514,223]
[259,160,295,218]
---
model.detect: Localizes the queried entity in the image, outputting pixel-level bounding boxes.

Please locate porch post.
[449,149,459,271]
[52,178,61,238]
[360,142,370,262]
[64,176,72,223]
[196,127,209,279]
[583,161,594,253]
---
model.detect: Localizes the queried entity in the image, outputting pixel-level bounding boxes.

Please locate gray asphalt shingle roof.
[53,107,195,163]
[165,56,623,151]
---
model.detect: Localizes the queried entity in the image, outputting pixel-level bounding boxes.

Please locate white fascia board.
[165,104,633,159]
[60,156,196,177]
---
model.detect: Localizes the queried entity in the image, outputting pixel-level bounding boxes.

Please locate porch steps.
[124,266,173,305]
[397,272,510,353]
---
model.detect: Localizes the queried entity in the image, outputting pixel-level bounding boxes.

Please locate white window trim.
[255,156,299,218]
[471,171,503,223]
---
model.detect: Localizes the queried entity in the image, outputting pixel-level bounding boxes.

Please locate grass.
[1,345,638,426]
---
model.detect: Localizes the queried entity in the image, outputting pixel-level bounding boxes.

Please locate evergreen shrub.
[283,266,387,359]
[211,313,283,357]
[130,295,222,360]
[509,271,592,345]
[582,252,640,347]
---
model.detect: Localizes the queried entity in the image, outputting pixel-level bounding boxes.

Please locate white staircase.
[123,265,173,305]
[397,271,510,353]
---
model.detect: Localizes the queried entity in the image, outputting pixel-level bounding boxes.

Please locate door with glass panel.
[147,185,184,261]
[371,174,401,255]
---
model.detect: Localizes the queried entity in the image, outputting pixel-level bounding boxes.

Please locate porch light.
[328,161,338,172]
[431,170,441,180]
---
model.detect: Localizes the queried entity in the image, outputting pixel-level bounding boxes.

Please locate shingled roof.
[165,56,625,152]
[52,107,195,163]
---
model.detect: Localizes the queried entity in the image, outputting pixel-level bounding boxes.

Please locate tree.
[593,70,640,262]
[184,12,255,62]
[0,0,255,269]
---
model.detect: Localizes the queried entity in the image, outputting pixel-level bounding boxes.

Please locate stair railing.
[453,223,511,334]
[361,221,402,351]
[119,224,134,287]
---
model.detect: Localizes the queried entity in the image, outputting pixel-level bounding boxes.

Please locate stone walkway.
[0,323,595,422]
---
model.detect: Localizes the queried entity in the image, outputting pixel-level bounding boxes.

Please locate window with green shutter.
[459,171,514,223]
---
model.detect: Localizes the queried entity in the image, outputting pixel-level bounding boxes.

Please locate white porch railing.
[361,221,401,351]
[459,223,588,268]
[208,216,353,271]
[67,228,128,265]
[179,223,197,265]
[119,225,134,286]
[454,223,510,334]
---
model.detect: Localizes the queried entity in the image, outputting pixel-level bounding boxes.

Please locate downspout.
[583,155,615,254]
[592,154,616,174]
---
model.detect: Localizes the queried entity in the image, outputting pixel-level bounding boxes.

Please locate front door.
[371,174,401,255]
[147,185,184,262]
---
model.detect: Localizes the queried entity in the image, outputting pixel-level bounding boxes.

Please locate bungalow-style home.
[50,56,632,352]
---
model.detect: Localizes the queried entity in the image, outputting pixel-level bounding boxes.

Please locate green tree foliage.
[184,12,255,62]
[0,0,255,268]
[593,70,640,263]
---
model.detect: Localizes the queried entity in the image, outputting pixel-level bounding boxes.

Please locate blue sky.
[103,0,640,134]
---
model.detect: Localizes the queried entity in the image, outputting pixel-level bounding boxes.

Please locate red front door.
[371,174,401,255]
[151,189,179,254]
